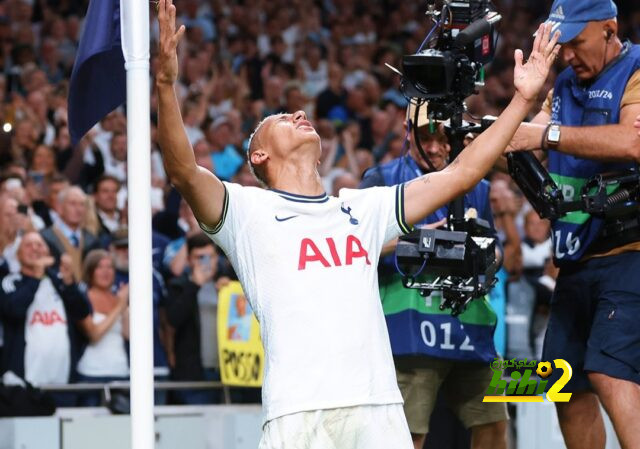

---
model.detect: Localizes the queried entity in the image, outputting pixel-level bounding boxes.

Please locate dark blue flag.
[68,0,126,145]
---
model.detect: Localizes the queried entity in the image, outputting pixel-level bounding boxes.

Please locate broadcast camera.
[390,1,502,316]
[400,0,501,119]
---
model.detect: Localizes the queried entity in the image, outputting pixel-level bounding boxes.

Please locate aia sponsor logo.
[29,310,67,326]
[298,235,371,270]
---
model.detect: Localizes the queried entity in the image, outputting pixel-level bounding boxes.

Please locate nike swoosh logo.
[275,215,299,222]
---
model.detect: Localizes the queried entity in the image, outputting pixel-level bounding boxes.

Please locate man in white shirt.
[0,232,90,404]
[156,1,560,446]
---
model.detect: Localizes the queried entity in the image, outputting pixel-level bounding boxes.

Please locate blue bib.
[548,42,640,265]
[362,155,498,362]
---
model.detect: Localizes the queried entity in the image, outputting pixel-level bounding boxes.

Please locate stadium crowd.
[0,0,639,444]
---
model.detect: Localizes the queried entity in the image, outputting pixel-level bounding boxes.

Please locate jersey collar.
[270,188,329,203]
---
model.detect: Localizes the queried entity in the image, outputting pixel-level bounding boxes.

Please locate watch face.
[548,127,560,142]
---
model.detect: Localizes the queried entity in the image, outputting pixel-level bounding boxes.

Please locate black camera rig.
[390,1,502,315]
[396,217,499,316]
[400,0,500,120]
[507,151,640,223]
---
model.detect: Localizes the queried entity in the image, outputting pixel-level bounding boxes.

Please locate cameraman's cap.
[406,101,449,128]
[544,0,617,44]
[406,101,431,128]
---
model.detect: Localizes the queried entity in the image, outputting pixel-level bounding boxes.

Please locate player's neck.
[270,161,325,196]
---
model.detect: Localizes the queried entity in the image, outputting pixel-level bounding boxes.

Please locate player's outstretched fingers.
[543,22,552,49]
[174,25,186,44]
[545,30,561,61]
[158,0,169,39]
[532,23,544,55]
[547,42,561,66]
[514,49,524,70]
[158,0,165,19]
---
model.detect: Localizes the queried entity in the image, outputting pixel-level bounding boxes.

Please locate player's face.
[265,111,321,160]
[561,21,615,81]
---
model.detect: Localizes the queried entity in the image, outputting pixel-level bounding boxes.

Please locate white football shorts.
[258,403,413,449]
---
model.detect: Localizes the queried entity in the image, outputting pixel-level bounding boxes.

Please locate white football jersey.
[201,182,411,423]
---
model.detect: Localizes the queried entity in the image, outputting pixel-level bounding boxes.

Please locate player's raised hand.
[513,23,561,102]
[156,0,185,85]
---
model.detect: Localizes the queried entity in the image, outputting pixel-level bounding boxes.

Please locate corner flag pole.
[120,1,154,448]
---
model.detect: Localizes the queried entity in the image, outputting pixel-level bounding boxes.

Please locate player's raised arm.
[156,0,225,229]
[403,23,560,226]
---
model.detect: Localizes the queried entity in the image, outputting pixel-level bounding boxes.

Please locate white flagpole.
[120,1,154,448]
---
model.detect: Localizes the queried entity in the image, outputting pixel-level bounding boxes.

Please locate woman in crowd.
[76,249,129,406]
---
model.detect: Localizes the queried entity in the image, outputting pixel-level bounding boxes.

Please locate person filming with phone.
[165,233,225,404]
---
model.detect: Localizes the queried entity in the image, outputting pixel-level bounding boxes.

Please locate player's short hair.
[247,115,279,188]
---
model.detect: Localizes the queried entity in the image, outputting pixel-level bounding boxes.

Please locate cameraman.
[360,105,507,449]
[507,1,640,448]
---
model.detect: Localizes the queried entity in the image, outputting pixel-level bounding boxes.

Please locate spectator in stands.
[108,228,171,404]
[0,193,32,273]
[102,132,127,183]
[76,249,129,406]
[3,176,45,230]
[29,144,58,180]
[92,175,122,245]
[31,174,69,228]
[316,63,347,120]
[206,116,243,181]
[490,178,523,278]
[521,209,553,358]
[300,41,328,98]
[283,82,307,115]
[163,199,204,277]
[521,209,552,275]
[40,185,100,281]
[0,232,90,405]
[260,75,285,117]
[166,233,226,404]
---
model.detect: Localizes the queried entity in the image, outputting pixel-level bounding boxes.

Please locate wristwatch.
[545,124,561,150]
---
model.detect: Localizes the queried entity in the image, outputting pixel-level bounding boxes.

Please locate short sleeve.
[198,182,251,256]
[621,69,640,109]
[541,88,554,116]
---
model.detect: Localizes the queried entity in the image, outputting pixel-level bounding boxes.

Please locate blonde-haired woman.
[76,249,129,406]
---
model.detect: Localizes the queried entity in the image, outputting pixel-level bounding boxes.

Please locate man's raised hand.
[156,0,185,85]
[513,23,561,102]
